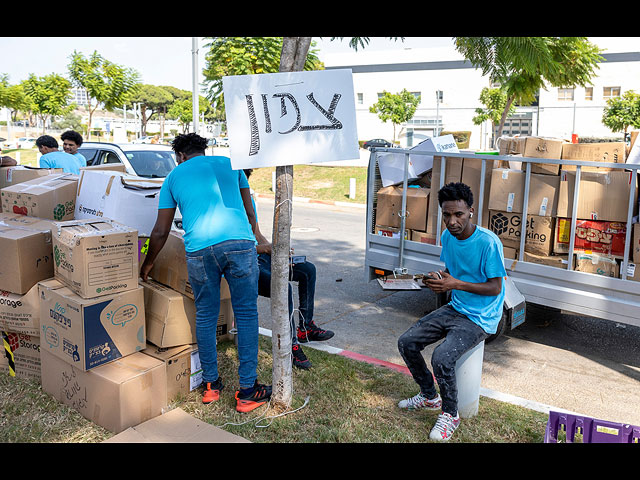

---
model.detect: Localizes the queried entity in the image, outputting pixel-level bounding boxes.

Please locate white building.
[323,37,640,150]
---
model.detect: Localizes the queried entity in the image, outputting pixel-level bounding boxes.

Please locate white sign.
[222,69,359,170]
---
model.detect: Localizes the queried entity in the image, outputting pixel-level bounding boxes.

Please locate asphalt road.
[253,195,640,428]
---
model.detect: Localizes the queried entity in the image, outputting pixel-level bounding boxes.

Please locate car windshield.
[125,150,177,178]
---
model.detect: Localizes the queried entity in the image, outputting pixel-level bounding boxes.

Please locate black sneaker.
[292,344,312,369]
[235,381,272,413]
[297,321,335,343]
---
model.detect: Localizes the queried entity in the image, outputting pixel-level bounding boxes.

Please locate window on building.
[558,88,574,101]
[411,92,421,103]
[585,87,593,101]
[603,86,621,99]
[357,93,363,105]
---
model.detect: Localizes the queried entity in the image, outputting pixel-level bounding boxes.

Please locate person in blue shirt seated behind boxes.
[36,135,81,174]
[140,133,272,413]
[397,182,506,442]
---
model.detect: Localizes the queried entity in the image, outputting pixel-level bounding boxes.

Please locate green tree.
[22,73,74,134]
[167,95,210,133]
[126,84,174,136]
[369,89,420,143]
[602,90,640,136]
[472,87,516,145]
[455,37,603,140]
[67,50,140,137]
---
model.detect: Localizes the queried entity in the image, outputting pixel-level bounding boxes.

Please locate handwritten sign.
[222,69,359,170]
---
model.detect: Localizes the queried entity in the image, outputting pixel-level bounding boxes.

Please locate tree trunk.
[270,36,312,410]
[495,94,516,145]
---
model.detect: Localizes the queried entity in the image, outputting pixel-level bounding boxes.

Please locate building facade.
[324,38,640,150]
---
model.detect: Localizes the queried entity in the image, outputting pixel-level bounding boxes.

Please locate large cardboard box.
[509,136,565,175]
[574,253,619,277]
[553,218,628,258]
[488,169,560,216]
[522,252,569,268]
[374,225,410,240]
[52,219,138,298]
[488,211,554,256]
[561,142,626,172]
[0,173,78,220]
[375,185,429,231]
[38,278,146,371]
[557,170,638,222]
[141,343,197,403]
[0,331,41,380]
[75,170,164,237]
[410,230,436,245]
[0,282,42,335]
[0,166,63,190]
[41,349,166,434]
[0,213,56,294]
[633,223,640,264]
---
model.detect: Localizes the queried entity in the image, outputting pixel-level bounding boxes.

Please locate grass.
[2,147,38,167]
[0,336,549,443]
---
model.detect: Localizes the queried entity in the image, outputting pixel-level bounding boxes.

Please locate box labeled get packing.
[0,173,78,221]
[52,219,138,299]
[0,213,56,294]
[75,170,164,237]
[488,210,554,256]
[38,278,145,371]
[0,331,41,380]
[488,168,560,216]
[41,349,166,434]
[557,170,638,223]
[553,218,628,258]
[0,282,42,335]
[375,185,429,231]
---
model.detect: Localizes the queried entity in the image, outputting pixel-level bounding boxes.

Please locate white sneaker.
[429,412,460,441]
[398,392,442,410]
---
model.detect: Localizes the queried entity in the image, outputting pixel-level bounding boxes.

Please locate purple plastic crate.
[544,411,640,443]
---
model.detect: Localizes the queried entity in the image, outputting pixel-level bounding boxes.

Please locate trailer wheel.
[486,309,508,343]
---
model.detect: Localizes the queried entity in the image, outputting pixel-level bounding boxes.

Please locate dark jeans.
[257,253,317,344]
[397,304,488,416]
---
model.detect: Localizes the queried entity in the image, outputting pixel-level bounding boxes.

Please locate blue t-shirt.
[74,152,87,167]
[39,151,81,174]
[440,225,507,334]
[158,155,254,252]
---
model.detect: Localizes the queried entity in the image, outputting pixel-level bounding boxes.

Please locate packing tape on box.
[2,331,15,377]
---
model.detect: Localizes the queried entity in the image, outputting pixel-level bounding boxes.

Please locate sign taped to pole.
[222,69,359,170]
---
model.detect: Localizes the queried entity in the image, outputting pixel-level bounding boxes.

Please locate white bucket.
[455,340,485,418]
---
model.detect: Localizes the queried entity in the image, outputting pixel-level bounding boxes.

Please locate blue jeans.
[397,304,488,415]
[257,253,317,344]
[185,240,260,389]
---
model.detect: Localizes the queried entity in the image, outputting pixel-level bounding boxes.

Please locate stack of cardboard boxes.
[375,135,640,281]
[0,165,236,434]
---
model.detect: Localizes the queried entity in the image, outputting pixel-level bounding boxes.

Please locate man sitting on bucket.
[397,182,506,441]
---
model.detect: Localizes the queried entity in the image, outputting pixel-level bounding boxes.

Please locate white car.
[3,137,37,149]
[132,136,155,144]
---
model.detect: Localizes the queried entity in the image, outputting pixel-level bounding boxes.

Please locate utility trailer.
[364,147,640,341]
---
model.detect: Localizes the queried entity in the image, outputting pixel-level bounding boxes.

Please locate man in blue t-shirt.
[61,130,87,168]
[36,135,81,174]
[139,133,271,413]
[397,182,506,442]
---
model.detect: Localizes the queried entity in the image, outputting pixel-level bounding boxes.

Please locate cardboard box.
[410,230,436,245]
[375,185,429,231]
[522,252,569,268]
[141,343,197,403]
[0,331,41,380]
[38,278,146,371]
[488,211,554,256]
[52,219,138,298]
[633,223,640,264]
[75,170,164,237]
[488,169,560,216]
[0,213,56,294]
[561,142,626,172]
[624,262,640,282]
[553,218,628,258]
[374,225,410,240]
[80,164,127,173]
[0,173,78,221]
[557,170,638,222]
[503,246,518,260]
[0,282,43,335]
[148,231,231,302]
[41,349,166,434]
[0,166,63,190]
[574,253,619,277]
[510,136,565,175]
[141,279,234,347]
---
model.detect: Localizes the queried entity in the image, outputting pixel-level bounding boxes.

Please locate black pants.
[398,304,488,415]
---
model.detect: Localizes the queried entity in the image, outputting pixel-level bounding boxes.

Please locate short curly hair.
[171,133,208,157]
[36,135,58,149]
[60,130,83,146]
[438,182,474,208]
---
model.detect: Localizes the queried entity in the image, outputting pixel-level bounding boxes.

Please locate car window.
[125,150,176,178]
[104,152,122,164]
[78,148,100,165]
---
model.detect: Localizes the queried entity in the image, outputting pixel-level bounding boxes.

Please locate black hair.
[36,135,58,149]
[60,130,83,146]
[438,182,474,208]
[243,168,253,179]
[171,133,208,156]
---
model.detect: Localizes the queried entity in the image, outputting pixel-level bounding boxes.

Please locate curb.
[255,192,366,209]
[258,327,586,419]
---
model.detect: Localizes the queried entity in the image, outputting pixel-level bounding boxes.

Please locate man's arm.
[0,156,17,166]
[140,208,176,281]
[240,188,271,254]
[424,270,502,296]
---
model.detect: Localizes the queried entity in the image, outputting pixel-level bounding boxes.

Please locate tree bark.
[496,94,516,145]
[270,37,312,409]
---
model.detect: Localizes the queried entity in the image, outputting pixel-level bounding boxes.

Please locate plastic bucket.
[455,340,485,418]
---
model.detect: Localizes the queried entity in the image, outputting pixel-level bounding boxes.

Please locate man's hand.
[140,258,153,282]
[256,243,272,255]
[423,270,457,294]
